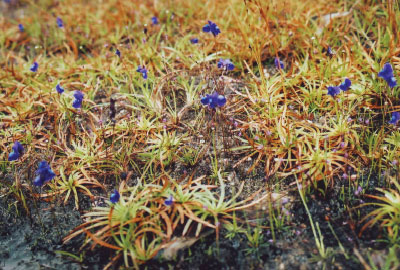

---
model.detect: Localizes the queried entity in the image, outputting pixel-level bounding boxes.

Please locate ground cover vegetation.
[1,0,400,269]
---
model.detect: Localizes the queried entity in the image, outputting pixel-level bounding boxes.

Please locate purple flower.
[30,62,38,72]
[326,46,334,57]
[202,20,220,37]
[201,92,226,109]
[33,161,56,187]
[206,92,219,109]
[217,59,234,71]
[282,207,290,216]
[190,38,199,44]
[72,91,84,109]
[136,66,148,79]
[115,49,121,58]
[18,24,24,33]
[56,84,64,94]
[281,197,289,205]
[164,195,174,206]
[378,62,397,88]
[56,17,64,28]
[151,16,159,25]
[8,141,24,161]
[354,185,363,196]
[389,112,400,125]
[274,57,284,70]
[327,86,341,97]
[110,189,120,203]
[339,78,351,91]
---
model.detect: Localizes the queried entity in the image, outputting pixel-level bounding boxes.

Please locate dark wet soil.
[0,193,113,270]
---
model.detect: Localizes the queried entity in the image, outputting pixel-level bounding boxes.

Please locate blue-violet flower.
[327,86,341,97]
[190,38,199,44]
[110,189,120,203]
[151,16,159,25]
[201,92,226,109]
[30,62,38,72]
[56,17,64,28]
[164,195,174,206]
[389,112,400,125]
[217,59,234,71]
[136,66,148,79]
[72,91,84,109]
[56,84,64,94]
[378,62,397,88]
[8,141,24,161]
[339,78,351,91]
[274,57,284,70]
[18,24,24,33]
[202,20,220,37]
[326,46,334,57]
[33,161,56,187]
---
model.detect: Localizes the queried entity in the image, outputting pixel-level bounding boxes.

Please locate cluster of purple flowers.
[55,84,86,109]
[327,78,352,97]
[199,21,233,106]
[325,61,398,124]
[201,92,227,109]
[8,141,55,187]
[11,11,400,205]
